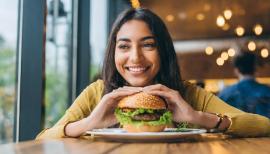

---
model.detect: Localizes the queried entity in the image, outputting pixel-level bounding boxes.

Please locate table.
[0,134,269,154]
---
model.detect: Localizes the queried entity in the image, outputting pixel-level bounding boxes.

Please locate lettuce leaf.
[114,108,172,126]
[176,122,189,131]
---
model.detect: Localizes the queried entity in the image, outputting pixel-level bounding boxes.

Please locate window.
[0,0,91,142]
[44,0,72,128]
[0,0,18,144]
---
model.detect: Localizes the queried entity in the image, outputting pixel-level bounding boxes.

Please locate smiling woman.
[102,8,183,96]
[36,8,270,139]
[115,20,160,87]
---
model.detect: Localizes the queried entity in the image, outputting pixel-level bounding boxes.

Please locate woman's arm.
[37,81,142,139]
[64,87,141,137]
[36,80,104,139]
[142,84,230,130]
[185,82,270,137]
[204,94,270,137]
[191,111,231,131]
[143,83,270,137]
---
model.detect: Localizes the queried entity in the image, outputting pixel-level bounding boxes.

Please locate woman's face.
[115,20,160,87]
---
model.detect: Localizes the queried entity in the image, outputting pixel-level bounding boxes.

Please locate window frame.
[14,0,46,142]
[14,0,91,142]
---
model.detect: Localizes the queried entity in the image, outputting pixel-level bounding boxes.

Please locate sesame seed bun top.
[118,92,166,109]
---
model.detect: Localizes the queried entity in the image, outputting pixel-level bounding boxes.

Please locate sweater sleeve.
[184,81,270,137]
[36,80,104,139]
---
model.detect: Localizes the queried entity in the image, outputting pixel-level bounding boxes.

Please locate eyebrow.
[116,36,155,43]
[141,36,155,41]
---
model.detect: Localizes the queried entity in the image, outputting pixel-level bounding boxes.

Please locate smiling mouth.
[125,66,150,73]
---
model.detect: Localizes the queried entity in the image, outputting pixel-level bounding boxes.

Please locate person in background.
[36,8,270,139]
[219,51,270,118]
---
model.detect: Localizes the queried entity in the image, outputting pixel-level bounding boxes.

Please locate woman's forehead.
[116,20,154,41]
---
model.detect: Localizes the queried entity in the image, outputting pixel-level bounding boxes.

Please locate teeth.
[128,67,147,72]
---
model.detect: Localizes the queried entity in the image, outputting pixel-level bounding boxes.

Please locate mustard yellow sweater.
[36,80,270,139]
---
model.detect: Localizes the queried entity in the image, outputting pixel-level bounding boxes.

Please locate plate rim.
[86,128,207,137]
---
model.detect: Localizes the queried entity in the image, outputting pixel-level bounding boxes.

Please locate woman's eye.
[118,44,130,50]
[143,43,156,49]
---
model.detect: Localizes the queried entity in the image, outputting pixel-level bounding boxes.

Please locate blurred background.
[0,0,269,144]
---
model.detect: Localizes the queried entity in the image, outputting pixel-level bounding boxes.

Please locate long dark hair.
[102,8,185,96]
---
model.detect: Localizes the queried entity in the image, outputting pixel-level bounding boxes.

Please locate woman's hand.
[65,86,142,137]
[85,86,142,129]
[142,84,230,130]
[142,84,196,123]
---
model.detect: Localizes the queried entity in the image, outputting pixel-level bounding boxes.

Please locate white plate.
[86,128,207,142]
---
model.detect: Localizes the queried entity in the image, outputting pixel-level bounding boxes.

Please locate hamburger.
[114,92,172,132]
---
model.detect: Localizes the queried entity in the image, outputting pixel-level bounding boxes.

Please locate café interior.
[0,0,269,153]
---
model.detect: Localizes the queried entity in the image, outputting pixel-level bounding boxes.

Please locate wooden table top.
[0,134,269,154]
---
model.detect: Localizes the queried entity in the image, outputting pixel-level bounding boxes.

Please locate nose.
[130,45,143,63]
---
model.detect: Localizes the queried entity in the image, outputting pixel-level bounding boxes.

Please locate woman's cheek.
[115,51,127,72]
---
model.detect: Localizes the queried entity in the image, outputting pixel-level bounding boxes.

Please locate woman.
[37,8,270,139]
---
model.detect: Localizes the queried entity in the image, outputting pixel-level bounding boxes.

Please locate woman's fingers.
[143,84,170,92]
[143,84,184,107]
[113,86,142,93]
[143,84,175,100]
[89,86,142,130]
[143,90,171,99]
[104,86,142,107]
[115,85,164,93]
[109,89,139,102]
[167,103,175,111]
[123,86,143,91]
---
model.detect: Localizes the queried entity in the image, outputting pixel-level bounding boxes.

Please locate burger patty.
[132,113,161,121]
